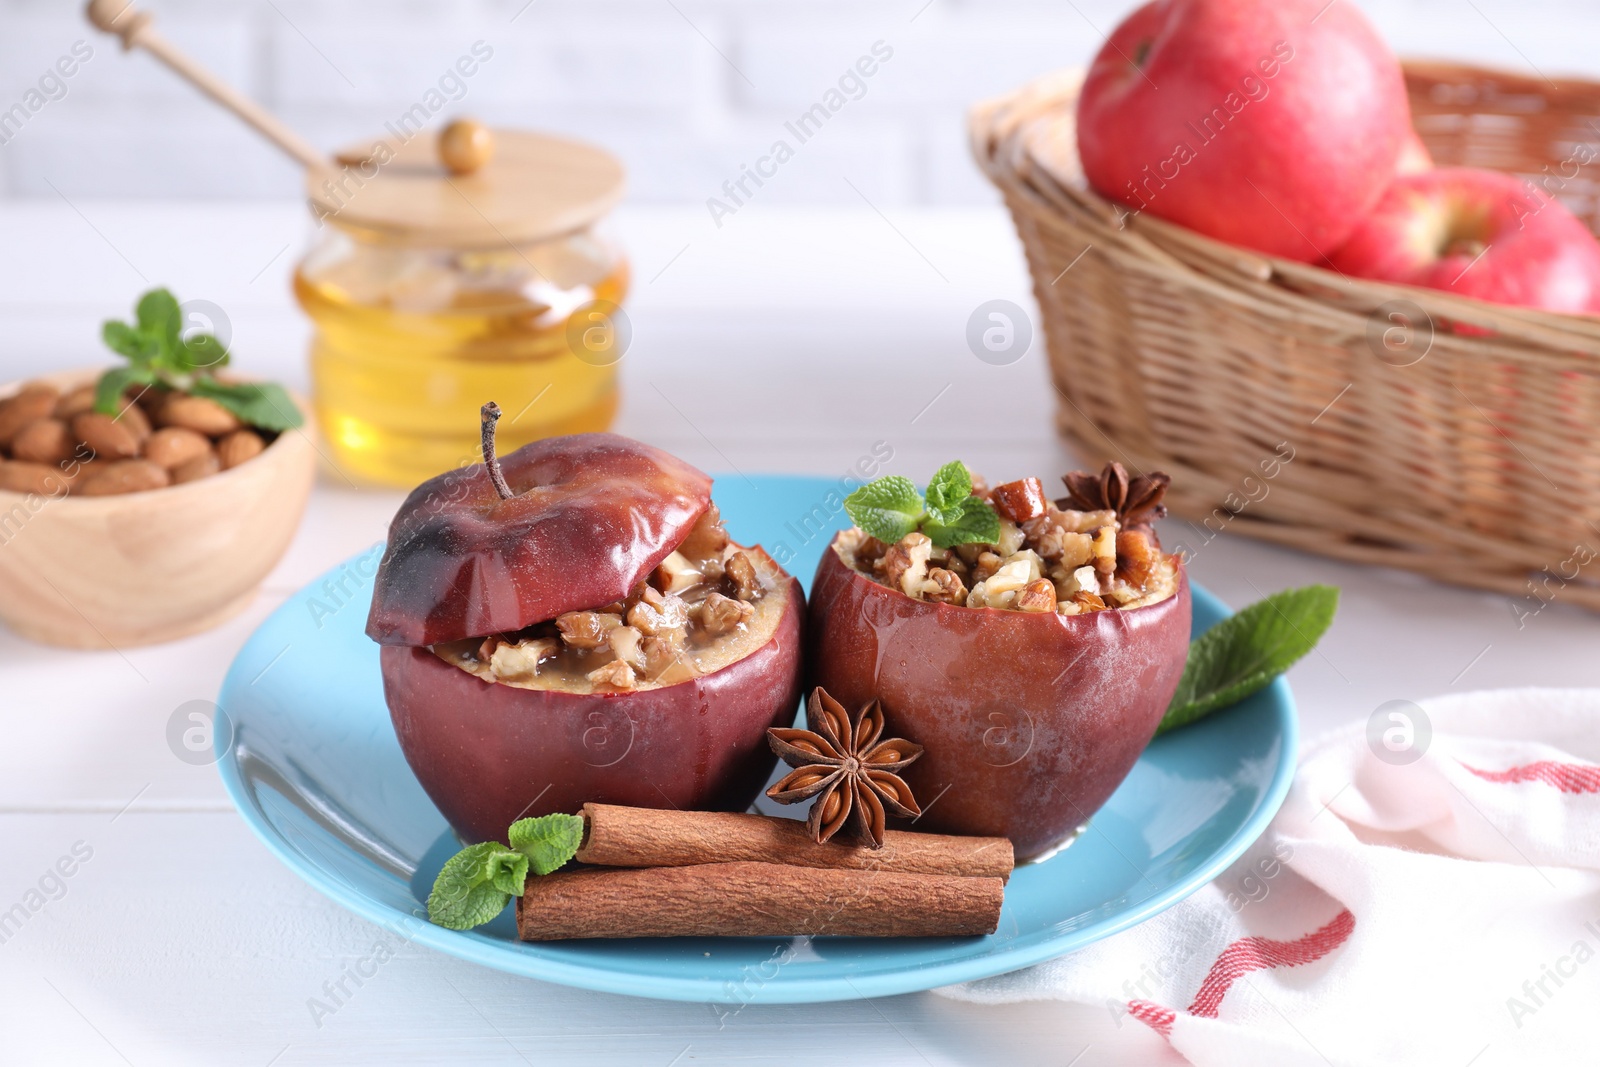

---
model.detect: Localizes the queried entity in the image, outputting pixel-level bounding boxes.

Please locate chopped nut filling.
[697,591,754,636]
[433,508,790,693]
[840,478,1178,616]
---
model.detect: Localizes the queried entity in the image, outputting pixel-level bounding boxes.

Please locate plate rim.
[216,544,1298,1004]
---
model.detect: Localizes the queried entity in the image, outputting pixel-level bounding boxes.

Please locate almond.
[171,450,220,484]
[72,412,141,460]
[53,384,97,421]
[158,395,240,436]
[216,429,265,469]
[144,426,212,470]
[116,398,153,444]
[0,459,70,496]
[77,458,170,496]
[58,454,96,494]
[10,418,74,466]
[0,384,60,448]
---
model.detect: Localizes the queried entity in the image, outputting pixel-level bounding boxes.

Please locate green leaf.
[508,813,585,876]
[424,813,585,931]
[485,850,531,897]
[136,289,182,350]
[190,379,304,431]
[426,842,523,930]
[844,475,925,544]
[102,321,155,365]
[923,461,973,526]
[922,495,1002,549]
[92,365,156,416]
[1156,585,1340,736]
[182,333,231,372]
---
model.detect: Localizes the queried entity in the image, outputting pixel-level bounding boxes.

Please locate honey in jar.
[297,123,628,486]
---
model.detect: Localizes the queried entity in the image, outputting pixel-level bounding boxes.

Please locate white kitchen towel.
[938,688,1600,1066]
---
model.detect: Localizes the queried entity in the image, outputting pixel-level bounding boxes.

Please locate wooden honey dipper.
[83,0,495,175]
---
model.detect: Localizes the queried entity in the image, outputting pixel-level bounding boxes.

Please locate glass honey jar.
[296,123,628,486]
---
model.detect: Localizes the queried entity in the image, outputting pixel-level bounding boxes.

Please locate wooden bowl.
[0,370,316,648]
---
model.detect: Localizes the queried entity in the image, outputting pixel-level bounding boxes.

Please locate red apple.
[367,428,806,844]
[1329,167,1600,314]
[806,540,1191,861]
[382,545,804,844]
[1077,0,1412,261]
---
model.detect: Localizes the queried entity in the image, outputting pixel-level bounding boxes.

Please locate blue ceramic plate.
[217,475,1296,1004]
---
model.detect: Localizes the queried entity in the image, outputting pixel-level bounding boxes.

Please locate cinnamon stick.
[577,803,1014,881]
[517,861,1004,940]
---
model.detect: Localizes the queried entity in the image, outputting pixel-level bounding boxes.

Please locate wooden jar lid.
[305,126,625,249]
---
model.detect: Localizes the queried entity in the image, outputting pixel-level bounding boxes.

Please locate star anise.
[765,688,923,849]
[1060,460,1170,532]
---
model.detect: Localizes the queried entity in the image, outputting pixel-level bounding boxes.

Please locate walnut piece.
[697,591,754,636]
[642,632,691,682]
[556,611,622,650]
[854,535,891,570]
[923,566,966,604]
[488,637,559,681]
[587,660,638,690]
[724,551,762,601]
[879,532,933,596]
[627,585,689,636]
[972,550,1003,583]
[677,503,731,559]
[607,625,646,670]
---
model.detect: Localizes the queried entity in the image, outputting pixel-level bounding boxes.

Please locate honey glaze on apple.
[432,504,790,693]
[837,472,1179,615]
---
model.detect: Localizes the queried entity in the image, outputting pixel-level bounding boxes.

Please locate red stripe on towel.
[1128,999,1176,1037]
[1461,760,1600,794]
[1185,909,1356,1018]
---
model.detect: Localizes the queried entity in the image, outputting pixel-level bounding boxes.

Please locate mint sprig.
[509,814,586,876]
[844,461,1001,549]
[189,377,303,433]
[1156,585,1339,736]
[426,812,584,930]
[94,287,303,432]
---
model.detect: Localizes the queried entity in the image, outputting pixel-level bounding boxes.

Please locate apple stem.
[480,402,514,500]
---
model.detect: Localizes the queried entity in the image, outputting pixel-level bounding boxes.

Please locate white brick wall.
[2,0,1599,205]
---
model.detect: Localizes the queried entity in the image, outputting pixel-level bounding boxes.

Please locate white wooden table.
[2,201,1595,1065]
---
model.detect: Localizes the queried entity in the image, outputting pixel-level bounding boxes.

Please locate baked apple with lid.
[807,460,1189,860]
[370,406,804,844]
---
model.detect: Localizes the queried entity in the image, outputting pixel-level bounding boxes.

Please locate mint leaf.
[923,461,973,526]
[486,850,531,897]
[99,288,294,432]
[922,495,1001,549]
[508,813,585,876]
[425,813,585,930]
[136,288,182,353]
[1156,585,1339,736]
[102,321,155,365]
[844,475,924,544]
[92,366,156,416]
[426,842,523,931]
[190,379,304,432]
[182,333,231,372]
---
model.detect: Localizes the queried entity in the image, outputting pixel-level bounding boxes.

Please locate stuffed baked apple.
[807,460,1189,860]
[368,406,804,843]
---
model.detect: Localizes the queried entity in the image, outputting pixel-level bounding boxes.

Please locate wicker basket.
[972,61,1600,613]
